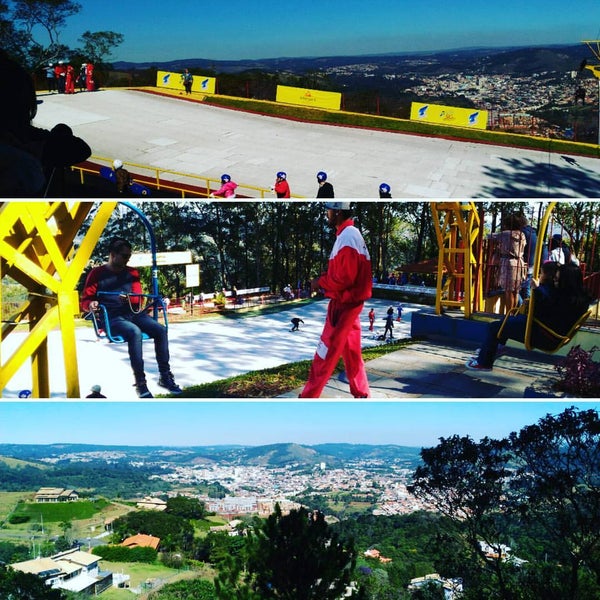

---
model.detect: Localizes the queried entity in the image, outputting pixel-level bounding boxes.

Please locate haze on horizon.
[1,402,594,448]
[59,0,599,64]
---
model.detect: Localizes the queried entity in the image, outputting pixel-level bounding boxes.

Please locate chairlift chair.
[86,292,167,344]
[496,201,591,354]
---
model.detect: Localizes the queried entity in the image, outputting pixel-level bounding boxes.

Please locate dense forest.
[0,460,170,498]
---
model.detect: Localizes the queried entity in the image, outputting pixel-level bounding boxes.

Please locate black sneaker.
[158,373,182,395]
[135,382,153,398]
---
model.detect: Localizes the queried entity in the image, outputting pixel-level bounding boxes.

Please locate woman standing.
[490,213,527,313]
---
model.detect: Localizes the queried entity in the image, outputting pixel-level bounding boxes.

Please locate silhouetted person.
[0,50,91,197]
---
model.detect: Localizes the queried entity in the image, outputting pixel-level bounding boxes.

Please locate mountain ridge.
[112,43,588,76]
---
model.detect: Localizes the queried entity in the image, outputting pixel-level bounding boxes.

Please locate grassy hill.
[0,455,49,470]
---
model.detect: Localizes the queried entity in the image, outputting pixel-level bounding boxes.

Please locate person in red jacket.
[300,202,372,398]
[85,62,94,91]
[81,237,181,398]
[65,64,75,94]
[273,171,291,198]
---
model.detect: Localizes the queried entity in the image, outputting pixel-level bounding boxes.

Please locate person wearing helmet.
[54,61,66,93]
[379,183,392,198]
[112,159,133,195]
[45,63,56,93]
[316,171,334,198]
[300,201,372,398]
[78,63,87,92]
[211,173,238,198]
[273,171,290,198]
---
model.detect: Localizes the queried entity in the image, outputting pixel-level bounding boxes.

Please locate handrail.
[71,156,305,199]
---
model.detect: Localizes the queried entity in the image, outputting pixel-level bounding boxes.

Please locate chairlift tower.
[581,40,600,145]
[430,202,482,319]
[0,202,117,398]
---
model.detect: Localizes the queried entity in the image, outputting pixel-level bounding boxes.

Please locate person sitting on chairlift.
[467,263,591,371]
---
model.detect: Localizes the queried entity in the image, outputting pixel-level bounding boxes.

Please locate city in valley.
[6,443,429,517]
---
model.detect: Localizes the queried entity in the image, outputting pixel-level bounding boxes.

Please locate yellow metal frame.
[0,201,117,398]
[431,202,482,318]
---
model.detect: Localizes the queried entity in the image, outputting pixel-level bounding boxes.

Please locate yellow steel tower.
[582,40,600,145]
[431,201,482,319]
[0,201,116,398]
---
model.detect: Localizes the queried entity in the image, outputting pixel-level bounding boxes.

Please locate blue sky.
[57,0,600,63]
[1,402,596,448]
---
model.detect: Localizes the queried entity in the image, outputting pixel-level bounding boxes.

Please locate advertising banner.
[156,70,216,94]
[410,102,488,129]
[276,85,341,111]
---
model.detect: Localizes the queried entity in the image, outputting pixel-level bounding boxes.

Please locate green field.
[0,495,134,543]
[12,498,110,522]
[0,492,32,523]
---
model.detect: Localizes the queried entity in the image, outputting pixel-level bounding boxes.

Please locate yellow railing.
[72,156,305,199]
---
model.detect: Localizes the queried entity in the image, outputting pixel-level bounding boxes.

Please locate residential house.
[121,533,161,550]
[136,496,167,511]
[34,487,79,503]
[10,547,112,595]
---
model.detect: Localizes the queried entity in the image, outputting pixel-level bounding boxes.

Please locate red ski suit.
[300,219,372,398]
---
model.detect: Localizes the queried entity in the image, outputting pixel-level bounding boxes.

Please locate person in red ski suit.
[85,63,94,91]
[65,64,75,94]
[300,202,372,398]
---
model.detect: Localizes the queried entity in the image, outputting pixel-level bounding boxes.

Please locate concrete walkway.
[279,339,564,399]
[32,88,600,198]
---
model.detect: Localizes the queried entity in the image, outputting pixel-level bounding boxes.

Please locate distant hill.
[112,44,588,77]
[0,442,422,469]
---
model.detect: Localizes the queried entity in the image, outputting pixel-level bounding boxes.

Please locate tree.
[509,407,600,600]
[408,408,600,600]
[77,30,124,66]
[0,1,30,64]
[11,0,81,67]
[166,495,206,520]
[409,435,518,600]
[216,504,357,599]
[0,564,66,599]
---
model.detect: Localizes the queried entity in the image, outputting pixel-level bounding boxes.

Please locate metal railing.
[72,156,305,199]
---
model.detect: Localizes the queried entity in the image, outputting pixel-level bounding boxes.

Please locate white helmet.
[113,159,123,170]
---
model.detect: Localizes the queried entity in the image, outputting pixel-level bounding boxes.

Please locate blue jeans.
[109,312,170,380]
[477,314,556,367]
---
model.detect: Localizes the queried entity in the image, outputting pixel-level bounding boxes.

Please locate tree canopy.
[215,504,357,599]
[1,0,123,68]
[409,406,600,600]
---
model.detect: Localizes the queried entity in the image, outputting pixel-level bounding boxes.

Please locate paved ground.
[1,298,568,399]
[32,88,600,198]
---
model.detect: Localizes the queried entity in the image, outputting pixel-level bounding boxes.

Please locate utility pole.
[581,40,600,145]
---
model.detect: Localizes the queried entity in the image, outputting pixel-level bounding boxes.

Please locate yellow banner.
[276,85,341,111]
[410,102,488,129]
[156,70,216,94]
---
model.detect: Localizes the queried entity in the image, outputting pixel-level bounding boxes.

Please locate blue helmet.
[276,171,287,179]
[379,183,391,194]
[221,174,231,183]
[317,171,327,182]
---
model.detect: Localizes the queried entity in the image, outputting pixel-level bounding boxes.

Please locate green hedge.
[92,544,157,563]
